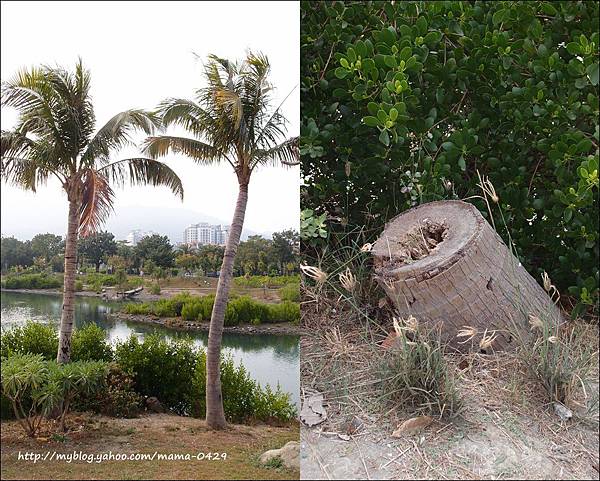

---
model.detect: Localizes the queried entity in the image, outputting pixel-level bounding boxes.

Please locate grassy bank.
[0,413,299,480]
[121,293,300,325]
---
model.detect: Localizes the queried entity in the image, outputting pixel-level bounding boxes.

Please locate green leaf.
[363,116,379,127]
[384,55,398,68]
[423,31,442,45]
[416,17,428,36]
[347,47,357,63]
[492,9,506,26]
[340,58,349,69]
[334,67,349,79]
[379,129,390,146]
[564,208,573,222]
[399,46,412,61]
[458,155,466,171]
[586,62,599,86]
[377,109,388,123]
[566,42,582,55]
[389,108,398,121]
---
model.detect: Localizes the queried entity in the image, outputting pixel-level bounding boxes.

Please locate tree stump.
[372,200,563,351]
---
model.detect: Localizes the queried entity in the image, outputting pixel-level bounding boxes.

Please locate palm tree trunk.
[206,182,249,429]
[57,198,79,363]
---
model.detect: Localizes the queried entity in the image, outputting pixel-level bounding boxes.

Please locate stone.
[145,396,164,413]
[259,441,300,470]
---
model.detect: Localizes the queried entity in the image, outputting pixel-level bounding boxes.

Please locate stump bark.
[372,200,563,351]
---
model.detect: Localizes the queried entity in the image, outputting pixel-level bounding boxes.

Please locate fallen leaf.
[337,433,351,441]
[381,331,399,350]
[378,297,388,308]
[300,393,327,427]
[391,416,433,437]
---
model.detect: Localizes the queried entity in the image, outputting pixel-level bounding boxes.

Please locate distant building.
[183,223,229,247]
[125,229,157,246]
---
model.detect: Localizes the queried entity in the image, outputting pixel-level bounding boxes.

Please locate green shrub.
[71,323,113,362]
[190,353,297,424]
[279,283,300,302]
[114,334,200,415]
[149,283,161,295]
[301,1,599,315]
[74,280,84,291]
[122,303,152,315]
[229,296,270,324]
[253,384,297,424]
[0,273,62,289]
[267,301,300,324]
[1,322,58,360]
[152,299,177,317]
[73,363,142,418]
[233,275,300,288]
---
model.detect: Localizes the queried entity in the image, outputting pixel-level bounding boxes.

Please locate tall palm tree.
[145,52,298,429]
[1,60,183,363]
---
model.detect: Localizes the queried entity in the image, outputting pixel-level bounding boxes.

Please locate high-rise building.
[183,223,229,247]
[125,229,157,246]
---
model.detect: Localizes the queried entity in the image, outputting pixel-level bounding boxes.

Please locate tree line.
[1,229,299,277]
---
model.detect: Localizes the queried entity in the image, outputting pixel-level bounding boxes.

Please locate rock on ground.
[259,440,300,470]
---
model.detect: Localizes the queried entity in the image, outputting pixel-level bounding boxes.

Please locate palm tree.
[1,60,183,363]
[145,52,298,429]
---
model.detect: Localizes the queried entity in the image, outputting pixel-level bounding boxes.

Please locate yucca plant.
[1,60,183,363]
[144,52,298,429]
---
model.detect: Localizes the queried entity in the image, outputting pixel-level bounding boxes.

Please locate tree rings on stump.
[372,200,563,351]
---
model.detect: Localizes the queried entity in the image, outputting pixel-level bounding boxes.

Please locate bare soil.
[300,303,599,480]
[1,413,299,480]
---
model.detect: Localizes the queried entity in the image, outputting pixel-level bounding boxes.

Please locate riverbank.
[1,285,284,303]
[0,413,299,480]
[111,312,302,336]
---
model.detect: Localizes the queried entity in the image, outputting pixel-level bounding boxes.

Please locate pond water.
[0,290,299,407]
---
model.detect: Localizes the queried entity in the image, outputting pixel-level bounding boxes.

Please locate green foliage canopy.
[301,1,599,314]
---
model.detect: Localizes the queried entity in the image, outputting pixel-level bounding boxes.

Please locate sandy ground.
[1,413,299,480]
[300,304,600,480]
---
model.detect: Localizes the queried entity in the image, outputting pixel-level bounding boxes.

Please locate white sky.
[0,1,299,240]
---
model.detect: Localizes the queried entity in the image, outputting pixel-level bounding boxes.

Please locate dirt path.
[300,305,599,480]
[301,410,599,480]
[1,413,299,480]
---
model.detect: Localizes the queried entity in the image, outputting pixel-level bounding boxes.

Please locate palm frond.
[251,137,299,169]
[98,157,183,199]
[143,136,222,166]
[81,109,160,166]
[78,169,115,237]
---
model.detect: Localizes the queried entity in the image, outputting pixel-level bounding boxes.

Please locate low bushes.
[115,334,199,415]
[73,363,143,418]
[0,322,113,362]
[233,275,300,288]
[0,273,62,290]
[191,351,296,424]
[279,283,300,302]
[1,323,297,424]
[123,293,300,325]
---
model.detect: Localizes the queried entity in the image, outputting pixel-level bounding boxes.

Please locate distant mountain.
[104,206,259,243]
[0,205,261,243]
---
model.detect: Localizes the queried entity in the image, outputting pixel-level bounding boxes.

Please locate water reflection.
[1,291,299,406]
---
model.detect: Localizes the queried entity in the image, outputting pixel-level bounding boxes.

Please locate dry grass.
[300,296,599,479]
[1,413,299,480]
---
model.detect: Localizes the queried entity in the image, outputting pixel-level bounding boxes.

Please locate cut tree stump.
[372,200,563,351]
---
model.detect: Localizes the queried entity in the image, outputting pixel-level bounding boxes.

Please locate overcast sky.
[0,1,299,241]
